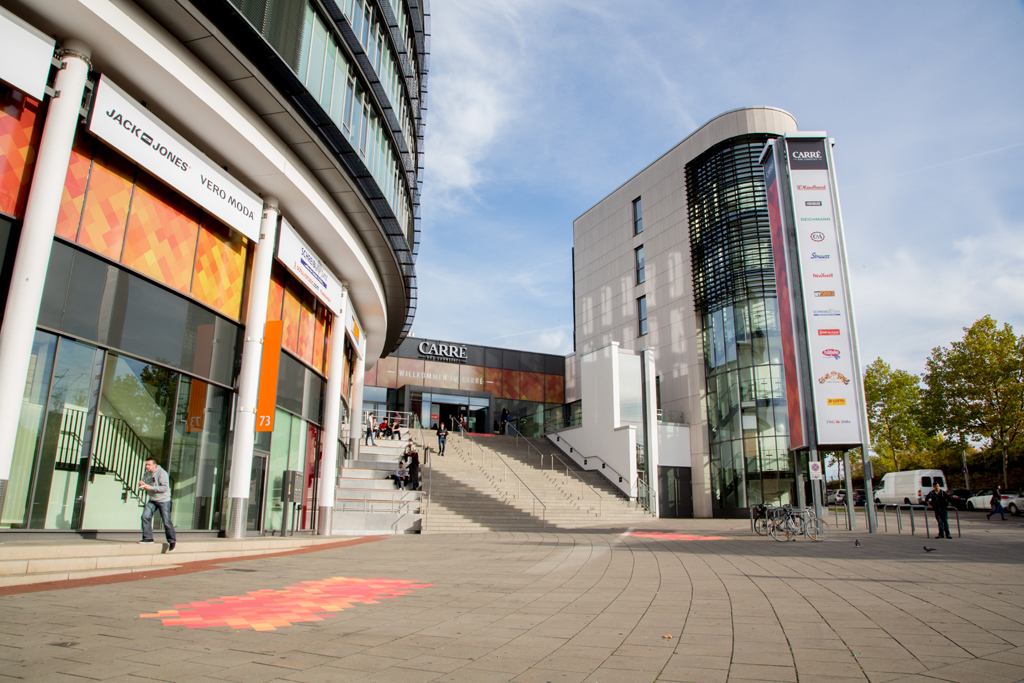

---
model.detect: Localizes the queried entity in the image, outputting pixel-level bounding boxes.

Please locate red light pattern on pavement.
[140,576,431,631]
[625,532,726,541]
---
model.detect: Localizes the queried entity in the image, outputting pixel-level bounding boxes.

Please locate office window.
[633,197,643,234]
[638,296,648,336]
[635,245,645,284]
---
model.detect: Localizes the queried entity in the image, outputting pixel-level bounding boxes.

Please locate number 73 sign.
[255,321,283,433]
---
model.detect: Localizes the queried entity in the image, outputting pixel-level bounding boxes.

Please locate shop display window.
[0,84,45,219]
[191,214,248,319]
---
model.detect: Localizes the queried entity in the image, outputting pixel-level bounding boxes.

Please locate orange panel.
[266,263,285,321]
[502,370,520,400]
[397,358,425,387]
[423,361,459,390]
[545,374,564,404]
[0,87,45,219]
[363,361,378,387]
[312,303,327,372]
[255,321,283,432]
[375,356,398,389]
[191,214,248,320]
[185,378,208,433]
[520,372,544,403]
[281,277,301,354]
[322,313,332,377]
[460,365,485,392]
[77,145,135,259]
[54,133,93,240]
[122,171,201,292]
[340,343,351,401]
[484,368,503,398]
[297,289,316,364]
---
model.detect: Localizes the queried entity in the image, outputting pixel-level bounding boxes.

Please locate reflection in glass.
[83,354,177,530]
[1,332,57,528]
[168,377,229,531]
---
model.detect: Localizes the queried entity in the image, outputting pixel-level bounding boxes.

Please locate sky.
[412,0,1024,377]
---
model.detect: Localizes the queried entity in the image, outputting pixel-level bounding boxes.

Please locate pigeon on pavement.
[924,546,937,552]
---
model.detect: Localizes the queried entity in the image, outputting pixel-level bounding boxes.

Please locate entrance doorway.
[247,452,267,532]
[658,466,693,518]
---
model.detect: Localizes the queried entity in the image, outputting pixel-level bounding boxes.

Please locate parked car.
[873,470,947,505]
[948,489,973,511]
[966,489,1022,514]
[850,489,866,506]
[826,489,840,505]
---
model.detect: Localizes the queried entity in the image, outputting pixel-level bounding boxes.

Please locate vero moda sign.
[87,76,262,241]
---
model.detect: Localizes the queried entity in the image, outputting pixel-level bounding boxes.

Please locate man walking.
[139,457,176,551]
[924,482,952,539]
[987,486,1006,520]
[364,412,376,446]
[436,423,447,456]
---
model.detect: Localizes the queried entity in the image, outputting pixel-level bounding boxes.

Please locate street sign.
[809,461,823,481]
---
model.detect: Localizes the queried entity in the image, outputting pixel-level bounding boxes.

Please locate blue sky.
[412,1,1024,376]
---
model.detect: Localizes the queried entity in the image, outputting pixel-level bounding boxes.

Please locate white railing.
[506,422,604,517]
[458,427,547,520]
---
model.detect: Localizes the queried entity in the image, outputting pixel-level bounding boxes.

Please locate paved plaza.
[1,516,1023,683]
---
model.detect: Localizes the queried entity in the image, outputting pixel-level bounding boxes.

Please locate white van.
[874,470,946,505]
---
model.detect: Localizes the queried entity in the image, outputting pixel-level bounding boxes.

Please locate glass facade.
[687,134,795,511]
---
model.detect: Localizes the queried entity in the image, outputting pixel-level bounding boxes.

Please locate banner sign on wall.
[0,7,55,101]
[345,304,365,358]
[762,135,863,449]
[87,76,262,241]
[277,218,344,315]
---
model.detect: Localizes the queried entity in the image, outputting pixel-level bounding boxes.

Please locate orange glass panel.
[266,263,285,321]
[0,86,45,219]
[363,361,378,387]
[322,313,332,377]
[502,370,520,400]
[423,361,459,389]
[297,289,316,364]
[122,171,200,292]
[460,365,485,392]
[484,368,503,398]
[375,356,398,389]
[340,341,351,401]
[77,145,135,259]
[520,372,544,403]
[191,214,248,319]
[545,374,564,404]
[312,303,327,371]
[54,133,93,240]
[281,277,301,354]
[397,358,425,387]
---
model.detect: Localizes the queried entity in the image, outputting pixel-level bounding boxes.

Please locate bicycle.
[768,506,829,542]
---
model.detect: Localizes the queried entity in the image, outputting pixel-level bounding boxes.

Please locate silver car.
[966,489,1022,515]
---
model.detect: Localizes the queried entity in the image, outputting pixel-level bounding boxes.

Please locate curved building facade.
[566,108,801,518]
[0,0,428,536]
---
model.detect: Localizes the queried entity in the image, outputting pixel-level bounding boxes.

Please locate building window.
[637,296,648,336]
[633,197,643,234]
[635,245,645,285]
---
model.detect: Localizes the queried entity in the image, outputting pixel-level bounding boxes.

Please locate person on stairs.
[405,444,420,490]
[436,422,448,456]
[389,459,409,490]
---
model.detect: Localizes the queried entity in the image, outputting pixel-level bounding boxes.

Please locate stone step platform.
[0,536,343,587]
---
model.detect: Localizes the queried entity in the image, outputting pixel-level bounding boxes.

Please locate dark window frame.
[632,197,643,235]
[638,295,648,337]
[635,245,645,285]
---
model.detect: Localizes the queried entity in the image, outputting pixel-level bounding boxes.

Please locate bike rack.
[879,504,961,538]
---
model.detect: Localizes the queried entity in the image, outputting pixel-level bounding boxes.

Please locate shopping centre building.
[0,0,428,536]
[557,107,818,518]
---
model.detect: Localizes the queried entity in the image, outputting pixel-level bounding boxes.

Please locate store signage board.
[785,137,862,447]
[277,218,344,316]
[345,304,365,358]
[87,76,262,241]
[0,6,55,101]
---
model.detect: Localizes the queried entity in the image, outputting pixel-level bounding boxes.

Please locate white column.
[317,287,349,535]
[349,355,367,461]
[225,199,278,538]
[0,41,91,519]
[641,348,660,517]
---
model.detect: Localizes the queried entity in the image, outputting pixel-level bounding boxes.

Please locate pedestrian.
[924,482,952,539]
[138,457,176,551]
[364,412,376,446]
[987,486,1006,520]
[436,422,448,456]
[391,419,401,440]
[501,407,509,435]
[405,444,420,490]
[389,458,409,490]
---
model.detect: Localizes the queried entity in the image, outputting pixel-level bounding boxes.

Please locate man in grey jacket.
[139,457,176,551]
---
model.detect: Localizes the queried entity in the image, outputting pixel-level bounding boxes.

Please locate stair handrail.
[57,406,150,505]
[505,422,604,517]
[414,428,433,531]
[459,427,547,520]
[545,432,630,490]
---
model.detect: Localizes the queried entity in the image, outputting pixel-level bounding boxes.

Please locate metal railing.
[637,477,657,515]
[56,407,150,506]
[505,422,604,517]
[458,426,547,520]
[879,504,961,538]
[335,490,420,515]
[545,433,630,492]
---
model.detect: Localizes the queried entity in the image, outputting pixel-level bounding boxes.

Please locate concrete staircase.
[422,433,652,533]
[333,435,424,535]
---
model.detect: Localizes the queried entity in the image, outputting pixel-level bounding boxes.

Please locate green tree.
[863,358,928,473]
[922,316,1024,489]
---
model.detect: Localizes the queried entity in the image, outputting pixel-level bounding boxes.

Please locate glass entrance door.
[247,452,267,532]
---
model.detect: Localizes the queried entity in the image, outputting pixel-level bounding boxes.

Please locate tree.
[863,358,929,473]
[922,316,1024,489]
